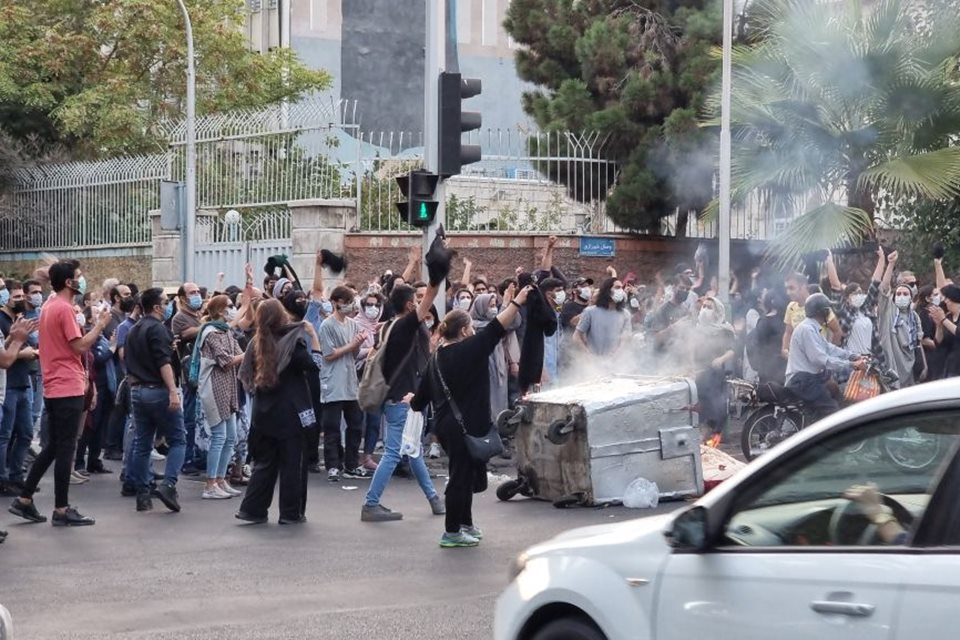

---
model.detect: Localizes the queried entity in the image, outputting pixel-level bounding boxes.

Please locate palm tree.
[706,0,960,266]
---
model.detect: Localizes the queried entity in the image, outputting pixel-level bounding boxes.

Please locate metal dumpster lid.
[524,375,693,411]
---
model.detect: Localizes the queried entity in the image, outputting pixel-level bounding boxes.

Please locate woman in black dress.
[411,285,533,548]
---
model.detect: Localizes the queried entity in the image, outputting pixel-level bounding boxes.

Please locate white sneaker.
[218,482,242,497]
[69,470,90,485]
[327,468,340,482]
[428,443,442,459]
[202,487,232,500]
[150,449,166,461]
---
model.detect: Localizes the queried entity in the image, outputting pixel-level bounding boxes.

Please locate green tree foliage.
[0,0,330,158]
[709,0,960,267]
[504,0,721,234]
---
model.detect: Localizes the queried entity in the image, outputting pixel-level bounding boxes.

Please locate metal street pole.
[424,0,447,315]
[718,0,733,308]
[176,0,197,284]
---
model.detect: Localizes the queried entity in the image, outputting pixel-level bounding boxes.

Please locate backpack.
[358,319,418,413]
[187,325,218,388]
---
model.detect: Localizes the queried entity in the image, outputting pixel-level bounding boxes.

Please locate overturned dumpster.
[497,376,704,508]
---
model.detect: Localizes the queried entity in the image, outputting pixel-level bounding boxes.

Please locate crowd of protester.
[0,235,955,548]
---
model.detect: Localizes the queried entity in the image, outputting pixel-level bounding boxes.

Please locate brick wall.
[344,233,769,287]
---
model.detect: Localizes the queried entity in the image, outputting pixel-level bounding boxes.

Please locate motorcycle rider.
[785,293,867,420]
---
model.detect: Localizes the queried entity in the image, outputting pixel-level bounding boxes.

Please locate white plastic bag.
[400,410,424,458]
[622,478,660,509]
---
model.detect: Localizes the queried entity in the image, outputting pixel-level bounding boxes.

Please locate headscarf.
[700,296,734,331]
[272,277,291,300]
[470,293,497,326]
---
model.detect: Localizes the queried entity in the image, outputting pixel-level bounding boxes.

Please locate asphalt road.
[0,463,683,640]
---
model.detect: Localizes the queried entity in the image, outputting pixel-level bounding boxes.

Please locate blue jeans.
[364,402,437,506]
[364,410,382,455]
[130,386,186,492]
[0,386,34,482]
[206,414,237,479]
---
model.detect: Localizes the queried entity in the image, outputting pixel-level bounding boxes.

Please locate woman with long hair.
[917,284,946,381]
[411,285,533,548]
[194,295,244,500]
[235,299,322,525]
[469,292,517,423]
[574,277,632,356]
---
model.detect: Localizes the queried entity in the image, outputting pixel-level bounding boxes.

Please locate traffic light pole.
[424,0,447,316]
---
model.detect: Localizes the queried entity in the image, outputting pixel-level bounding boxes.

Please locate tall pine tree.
[504,0,720,234]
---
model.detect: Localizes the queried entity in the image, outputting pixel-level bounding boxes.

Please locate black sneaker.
[0,482,16,497]
[136,494,153,512]
[0,529,7,542]
[235,511,268,524]
[279,515,307,525]
[342,467,371,480]
[307,463,323,474]
[87,463,113,474]
[103,449,124,461]
[151,483,181,513]
[180,467,203,478]
[9,498,47,523]
[121,485,138,498]
[52,507,96,527]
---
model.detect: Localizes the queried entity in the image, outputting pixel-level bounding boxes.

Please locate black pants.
[76,381,113,469]
[239,433,307,521]
[435,418,487,534]
[23,396,84,509]
[321,400,363,472]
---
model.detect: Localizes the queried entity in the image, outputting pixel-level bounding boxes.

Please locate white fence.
[194,209,291,292]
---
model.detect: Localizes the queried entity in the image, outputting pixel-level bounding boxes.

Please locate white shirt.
[846,313,873,356]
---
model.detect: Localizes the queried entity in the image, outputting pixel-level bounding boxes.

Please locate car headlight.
[508,552,528,582]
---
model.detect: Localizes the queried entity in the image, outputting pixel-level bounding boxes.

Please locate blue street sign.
[579,236,616,258]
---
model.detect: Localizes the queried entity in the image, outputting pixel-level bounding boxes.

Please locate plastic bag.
[400,410,424,458]
[844,369,881,403]
[622,478,660,509]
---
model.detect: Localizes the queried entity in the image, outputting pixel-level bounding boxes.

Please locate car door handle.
[810,601,876,617]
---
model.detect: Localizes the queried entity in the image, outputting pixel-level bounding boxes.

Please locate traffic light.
[438,71,482,178]
[396,169,440,228]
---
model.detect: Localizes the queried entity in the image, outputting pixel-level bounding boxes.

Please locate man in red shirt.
[9,260,110,527]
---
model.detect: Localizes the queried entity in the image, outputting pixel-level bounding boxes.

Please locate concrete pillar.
[289,199,355,293]
[150,209,182,289]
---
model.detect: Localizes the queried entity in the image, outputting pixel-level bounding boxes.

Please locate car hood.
[527,513,675,558]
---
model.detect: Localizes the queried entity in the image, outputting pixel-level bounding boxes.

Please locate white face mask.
[932,294,942,307]
[457,298,472,311]
[225,308,237,322]
[579,287,592,301]
[486,307,498,320]
[337,302,355,314]
[894,295,912,309]
[364,305,380,320]
[76,312,86,327]
[849,293,867,309]
[699,308,717,325]
[554,290,566,305]
[611,289,626,304]
[630,297,640,309]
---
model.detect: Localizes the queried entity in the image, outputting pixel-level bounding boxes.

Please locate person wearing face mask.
[304,248,334,333]
[411,285,533,548]
[917,285,947,381]
[354,291,386,473]
[575,277,633,357]
[692,297,736,445]
[172,281,205,476]
[646,274,694,353]
[318,286,372,482]
[560,277,593,334]
[455,289,474,313]
[190,295,245,500]
[0,281,40,494]
[9,260,108,527]
[877,251,924,388]
[538,278,567,386]
[933,284,960,378]
[470,293,517,422]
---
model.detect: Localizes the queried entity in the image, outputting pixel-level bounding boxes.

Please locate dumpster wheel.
[546,417,575,445]
[553,493,586,509]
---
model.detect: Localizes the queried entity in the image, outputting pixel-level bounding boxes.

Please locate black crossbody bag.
[432,353,503,462]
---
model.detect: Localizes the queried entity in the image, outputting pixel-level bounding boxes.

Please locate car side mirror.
[664,506,710,552]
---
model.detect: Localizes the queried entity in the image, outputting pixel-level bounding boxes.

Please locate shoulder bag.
[432,352,503,462]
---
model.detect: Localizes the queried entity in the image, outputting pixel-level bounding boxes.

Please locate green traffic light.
[418,202,429,220]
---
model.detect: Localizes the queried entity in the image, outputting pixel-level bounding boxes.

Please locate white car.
[495,378,960,640]
[0,603,10,639]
